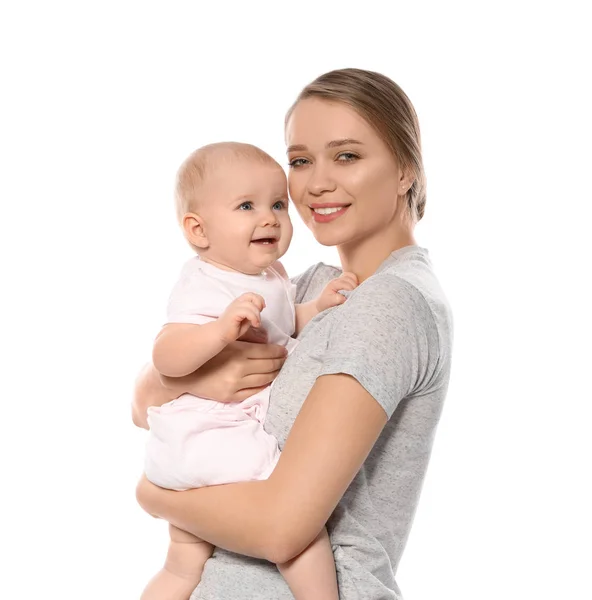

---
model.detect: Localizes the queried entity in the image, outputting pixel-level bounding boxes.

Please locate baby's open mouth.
[251,238,278,245]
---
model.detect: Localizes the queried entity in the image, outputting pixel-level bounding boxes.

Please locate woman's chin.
[311,229,350,247]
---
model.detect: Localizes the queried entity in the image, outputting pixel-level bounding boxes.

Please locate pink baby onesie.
[144,257,297,491]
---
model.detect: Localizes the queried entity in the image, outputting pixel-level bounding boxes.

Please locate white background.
[1,1,590,598]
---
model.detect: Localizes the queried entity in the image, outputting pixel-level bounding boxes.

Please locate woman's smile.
[309,203,351,223]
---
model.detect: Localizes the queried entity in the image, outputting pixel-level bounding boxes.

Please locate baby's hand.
[316,272,358,312]
[218,293,266,344]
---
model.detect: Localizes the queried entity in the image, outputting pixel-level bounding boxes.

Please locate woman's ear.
[398,168,415,196]
[182,212,209,249]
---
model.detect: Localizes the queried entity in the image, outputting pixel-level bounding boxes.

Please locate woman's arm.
[136,372,387,563]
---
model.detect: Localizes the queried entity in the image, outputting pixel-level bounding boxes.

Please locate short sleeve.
[166,266,235,326]
[318,274,439,418]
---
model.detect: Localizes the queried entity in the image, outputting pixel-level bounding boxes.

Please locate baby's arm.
[153,293,265,378]
[153,321,231,378]
[294,272,358,334]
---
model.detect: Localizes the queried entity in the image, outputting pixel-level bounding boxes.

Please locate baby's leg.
[140,524,214,600]
[277,527,338,600]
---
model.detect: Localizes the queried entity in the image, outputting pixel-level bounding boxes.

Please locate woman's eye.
[288,158,309,168]
[337,152,359,162]
[238,202,253,210]
[272,201,286,210]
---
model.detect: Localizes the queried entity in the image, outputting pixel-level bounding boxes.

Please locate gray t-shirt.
[192,245,453,599]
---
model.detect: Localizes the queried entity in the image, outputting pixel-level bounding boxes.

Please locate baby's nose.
[260,210,279,226]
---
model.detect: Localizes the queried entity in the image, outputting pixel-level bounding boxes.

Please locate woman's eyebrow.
[286,144,307,153]
[326,138,363,148]
[286,139,364,154]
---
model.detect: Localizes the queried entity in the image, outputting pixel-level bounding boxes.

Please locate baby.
[140,142,357,600]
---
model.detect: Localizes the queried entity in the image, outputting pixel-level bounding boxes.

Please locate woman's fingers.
[245,357,286,374]
[229,385,271,402]
[241,371,282,388]
[233,341,288,359]
[230,370,282,401]
[238,326,269,343]
[198,341,288,402]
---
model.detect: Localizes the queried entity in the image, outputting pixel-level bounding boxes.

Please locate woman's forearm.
[136,374,387,562]
[136,476,283,562]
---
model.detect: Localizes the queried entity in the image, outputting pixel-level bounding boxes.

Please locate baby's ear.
[182,212,209,249]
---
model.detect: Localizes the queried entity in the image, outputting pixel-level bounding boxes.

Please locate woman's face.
[285,98,409,248]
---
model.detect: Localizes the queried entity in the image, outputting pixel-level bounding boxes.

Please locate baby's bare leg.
[277,527,338,600]
[140,524,214,600]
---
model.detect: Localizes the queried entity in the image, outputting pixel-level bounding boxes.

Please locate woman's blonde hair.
[286,68,426,222]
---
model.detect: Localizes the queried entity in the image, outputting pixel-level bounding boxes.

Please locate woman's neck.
[338,224,416,283]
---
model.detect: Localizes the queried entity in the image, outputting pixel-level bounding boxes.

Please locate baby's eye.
[238,201,253,210]
[272,200,286,210]
[336,152,359,162]
[288,158,309,168]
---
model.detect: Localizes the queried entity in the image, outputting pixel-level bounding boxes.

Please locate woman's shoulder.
[370,246,452,325]
[334,248,453,349]
[338,271,433,328]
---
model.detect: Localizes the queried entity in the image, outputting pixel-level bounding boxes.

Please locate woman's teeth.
[313,207,344,215]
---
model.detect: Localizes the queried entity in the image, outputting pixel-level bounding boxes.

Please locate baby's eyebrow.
[286,138,364,153]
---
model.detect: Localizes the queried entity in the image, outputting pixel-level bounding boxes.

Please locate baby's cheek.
[283,216,294,242]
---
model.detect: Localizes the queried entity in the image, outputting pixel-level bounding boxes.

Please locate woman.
[134,68,453,599]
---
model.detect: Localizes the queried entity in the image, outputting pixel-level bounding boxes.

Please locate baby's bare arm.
[153,293,265,378]
[152,322,228,378]
[295,272,358,335]
[294,301,319,335]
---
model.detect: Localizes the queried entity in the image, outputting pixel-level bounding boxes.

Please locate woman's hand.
[132,328,288,429]
[160,338,288,403]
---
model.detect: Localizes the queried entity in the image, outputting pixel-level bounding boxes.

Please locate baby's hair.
[174,141,281,224]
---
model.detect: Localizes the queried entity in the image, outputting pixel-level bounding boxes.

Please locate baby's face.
[197,160,293,274]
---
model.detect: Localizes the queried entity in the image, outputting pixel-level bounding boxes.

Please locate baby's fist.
[316,272,358,312]
[218,293,266,343]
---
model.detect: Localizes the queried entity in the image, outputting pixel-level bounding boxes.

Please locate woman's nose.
[306,165,337,196]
